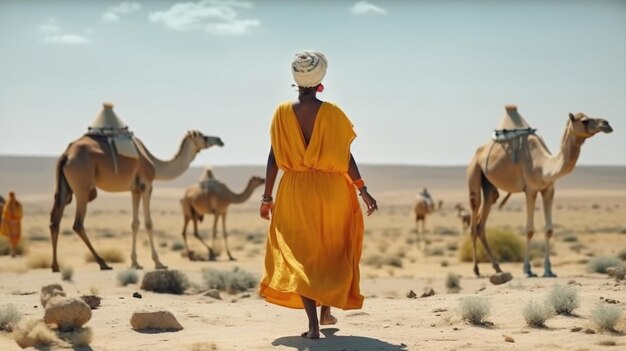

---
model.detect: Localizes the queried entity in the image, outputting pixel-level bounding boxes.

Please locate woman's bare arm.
[348,153,378,216]
[260,148,279,220]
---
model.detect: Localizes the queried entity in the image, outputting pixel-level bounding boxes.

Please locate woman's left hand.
[360,190,378,216]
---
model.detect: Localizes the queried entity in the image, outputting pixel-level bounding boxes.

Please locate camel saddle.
[488,105,537,165]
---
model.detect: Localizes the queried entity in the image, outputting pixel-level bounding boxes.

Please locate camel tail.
[498,193,512,210]
[50,154,72,225]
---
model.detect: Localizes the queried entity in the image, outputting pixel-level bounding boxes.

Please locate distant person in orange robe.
[259,51,378,339]
[1,192,23,257]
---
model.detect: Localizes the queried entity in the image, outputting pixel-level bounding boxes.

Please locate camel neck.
[227,181,258,203]
[148,137,197,181]
[544,124,584,182]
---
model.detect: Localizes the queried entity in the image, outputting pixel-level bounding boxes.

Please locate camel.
[467,106,612,279]
[180,174,265,261]
[49,105,223,272]
[413,194,443,248]
[454,203,471,234]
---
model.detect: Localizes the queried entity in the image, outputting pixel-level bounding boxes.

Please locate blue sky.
[0,0,624,165]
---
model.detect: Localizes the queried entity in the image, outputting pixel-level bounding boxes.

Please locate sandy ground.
[1,160,625,350]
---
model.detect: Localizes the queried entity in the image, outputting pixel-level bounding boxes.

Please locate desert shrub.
[27,253,51,269]
[202,267,257,294]
[618,248,626,261]
[527,241,554,260]
[459,229,523,263]
[0,236,27,256]
[427,247,445,256]
[13,318,63,348]
[0,304,21,331]
[117,269,140,286]
[446,242,458,251]
[590,304,622,332]
[362,254,402,268]
[57,327,93,347]
[523,300,552,327]
[190,342,218,351]
[61,266,73,281]
[435,227,458,236]
[446,272,461,292]
[141,270,189,294]
[562,234,578,243]
[547,285,580,315]
[85,248,125,263]
[587,256,620,274]
[385,256,403,268]
[458,296,491,325]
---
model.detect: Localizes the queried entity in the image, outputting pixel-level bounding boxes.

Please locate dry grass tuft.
[523,300,553,328]
[85,247,125,263]
[189,342,218,351]
[61,266,74,281]
[459,296,491,325]
[588,256,621,274]
[0,304,22,332]
[459,229,523,263]
[0,236,27,256]
[141,270,189,294]
[362,254,403,268]
[117,269,140,286]
[445,272,461,293]
[13,318,66,348]
[547,285,580,315]
[591,304,622,332]
[26,253,52,269]
[202,267,258,294]
[57,326,93,346]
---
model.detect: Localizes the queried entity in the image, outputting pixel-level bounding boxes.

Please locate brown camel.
[180,174,265,261]
[49,104,223,272]
[454,203,471,234]
[467,105,612,279]
[413,193,443,248]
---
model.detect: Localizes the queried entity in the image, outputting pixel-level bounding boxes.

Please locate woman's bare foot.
[320,306,337,325]
[301,329,320,339]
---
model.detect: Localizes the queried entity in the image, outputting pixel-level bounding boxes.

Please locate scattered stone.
[240,293,251,299]
[600,296,604,300]
[604,298,619,304]
[406,290,417,299]
[204,289,222,300]
[44,297,92,332]
[504,335,515,343]
[584,328,596,334]
[130,310,183,331]
[81,295,101,310]
[40,284,66,308]
[489,272,513,285]
[571,327,583,332]
[453,327,459,331]
[432,308,447,313]
[132,292,142,299]
[420,287,435,298]
[607,267,617,277]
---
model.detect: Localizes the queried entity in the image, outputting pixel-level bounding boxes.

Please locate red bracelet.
[353,178,365,189]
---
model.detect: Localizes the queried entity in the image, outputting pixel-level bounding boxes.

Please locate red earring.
[317,84,324,93]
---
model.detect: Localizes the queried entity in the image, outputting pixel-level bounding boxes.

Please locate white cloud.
[102,2,142,22]
[39,19,90,45]
[149,0,260,35]
[350,1,386,15]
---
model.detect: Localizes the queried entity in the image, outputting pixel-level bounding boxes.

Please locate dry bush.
[61,266,73,281]
[547,285,580,315]
[189,342,218,351]
[202,267,257,294]
[587,256,620,274]
[0,304,21,332]
[446,272,461,293]
[427,247,445,257]
[84,247,125,263]
[141,270,189,294]
[13,318,65,348]
[0,236,27,256]
[527,241,555,260]
[171,241,185,251]
[562,234,578,243]
[446,241,458,251]
[460,229,524,262]
[459,296,491,325]
[26,253,52,269]
[117,269,140,286]
[591,304,622,332]
[618,248,626,261]
[523,300,553,327]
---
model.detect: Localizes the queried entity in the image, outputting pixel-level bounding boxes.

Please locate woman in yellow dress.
[259,51,378,339]
[1,192,23,258]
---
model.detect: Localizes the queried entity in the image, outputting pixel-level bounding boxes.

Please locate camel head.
[568,113,613,138]
[249,176,266,188]
[186,130,224,152]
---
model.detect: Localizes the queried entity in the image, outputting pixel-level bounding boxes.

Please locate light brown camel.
[180,175,265,261]
[467,106,612,279]
[413,195,443,248]
[49,110,223,272]
[454,203,471,235]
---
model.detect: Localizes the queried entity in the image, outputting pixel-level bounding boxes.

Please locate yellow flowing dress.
[1,200,23,247]
[259,101,365,310]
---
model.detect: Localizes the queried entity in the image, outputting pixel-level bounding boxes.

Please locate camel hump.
[494,105,534,139]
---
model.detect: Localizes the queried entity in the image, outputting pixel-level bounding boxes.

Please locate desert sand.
[0,156,625,350]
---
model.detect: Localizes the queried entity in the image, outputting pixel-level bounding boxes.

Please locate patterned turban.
[291,51,328,88]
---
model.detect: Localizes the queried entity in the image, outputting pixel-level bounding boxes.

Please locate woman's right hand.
[260,201,274,220]
[360,189,378,216]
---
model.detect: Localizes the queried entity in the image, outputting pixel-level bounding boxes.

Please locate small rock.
[504,335,515,343]
[40,284,66,307]
[605,299,619,304]
[203,289,221,300]
[571,327,583,332]
[489,272,513,285]
[130,310,183,331]
[240,293,251,299]
[406,290,417,299]
[44,297,92,331]
[453,327,458,331]
[81,295,101,309]
[584,328,596,334]
[420,287,435,298]
[133,292,142,299]
[432,308,447,313]
[607,267,617,277]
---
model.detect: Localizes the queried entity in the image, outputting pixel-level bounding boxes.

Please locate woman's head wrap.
[291,51,327,88]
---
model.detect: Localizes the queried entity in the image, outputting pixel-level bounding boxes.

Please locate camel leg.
[130,190,143,269]
[73,194,111,270]
[209,214,219,261]
[476,181,502,274]
[141,185,167,269]
[191,216,213,260]
[221,212,235,261]
[181,216,194,260]
[523,191,538,277]
[468,161,483,277]
[49,180,71,272]
[541,186,557,277]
